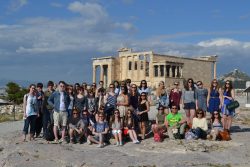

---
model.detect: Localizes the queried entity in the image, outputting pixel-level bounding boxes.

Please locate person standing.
[221,80,235,131]
[74,86,86,117]
[42,81,54,138]
[156,81,169,114]
[22,84,39,142]
[35,83,44,138]
[182,78,196,124]
[48,81,70,143]
[116,86,129,118]
[195,81,208,115]
[207,79,222,116]
[169,82,182,110]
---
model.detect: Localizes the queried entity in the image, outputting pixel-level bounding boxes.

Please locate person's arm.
[179,117,187,124]
[69,122,76,129]
[203,118,208,131]
[192,118,196,129]
[123,95,129,106]
[155,116,159,125]
[47,92,55,108]
[207,89,210,107]
[219,88,223,108]
[231,89,235,100]
[195,90,198,110]
[23,95,27,118]
[102,123,109,134]
[164,116,169,128]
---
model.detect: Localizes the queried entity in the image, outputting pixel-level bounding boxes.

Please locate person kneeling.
[68,109,85,144]
[111,109,123,146]
[92,112,109,148]
[191,109,208,139]
[165,105,187,140]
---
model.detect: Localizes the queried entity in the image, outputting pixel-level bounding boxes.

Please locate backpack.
[157,94,169,108]
[185,129,198,140]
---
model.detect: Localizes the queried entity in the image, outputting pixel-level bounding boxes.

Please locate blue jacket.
[47,91,70,112]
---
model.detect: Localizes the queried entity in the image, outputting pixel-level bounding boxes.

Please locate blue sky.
[0,0,250,84]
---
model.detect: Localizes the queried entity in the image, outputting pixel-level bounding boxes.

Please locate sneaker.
[59,139,65,144]
[115,142,119,146]
[87,139,92,145]
[96,144,104,148]
[135,140,140,144]
[119,142,123,146]
[52,139,59,144]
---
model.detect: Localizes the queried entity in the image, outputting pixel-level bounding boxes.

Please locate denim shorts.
[184,102,196,110]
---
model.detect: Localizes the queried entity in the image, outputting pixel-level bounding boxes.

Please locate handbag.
[226,100,239,110]
[218,130,231,141]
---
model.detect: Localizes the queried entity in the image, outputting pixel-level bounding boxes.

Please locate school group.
[22,78,236,147]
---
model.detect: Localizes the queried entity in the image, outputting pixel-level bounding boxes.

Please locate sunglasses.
[141,82,146,84]
[109,87,114,88]
[99,116,104,117]
[188,81,193,83]
[115,112,119,114]
[141,94,146,96]
[174,83,178,86]
[198,112,203,115]
[226,82,230,84]
[172,108,177,110]
[73,113,78,115]
[214,113,219,115]
[132,87,136,88]
[60,85,65,87]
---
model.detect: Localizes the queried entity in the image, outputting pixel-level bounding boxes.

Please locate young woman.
[22,84,39,142]
[111,109,123,146]
[182,78,196,124]
[156,81,169,114]
[138,80,150,95]
[207,79,222,116]
[104,84,117,123]
[67,85,75,118]
[195,81,208,115]
[86,90,97,123]
[137,92,150,140]
[124,109,140,144]
[221,80,235,131]
[82,82,88,96]
[152,106,166,137]
[207,111,223,140]
[113,80,120,96]
[169,82,182,110]
[116,86,129,118]
[192,109,208,139]
[74,87,86,117]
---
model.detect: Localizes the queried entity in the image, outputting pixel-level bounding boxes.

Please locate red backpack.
[154,132,163,142]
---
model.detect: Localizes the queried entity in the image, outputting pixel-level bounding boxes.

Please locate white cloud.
[7,0,28,12]
[50,2,63,8]
[198,38,241,47]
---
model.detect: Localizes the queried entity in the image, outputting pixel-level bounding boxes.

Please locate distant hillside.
[0,79,35,88]
[218,69,250,89]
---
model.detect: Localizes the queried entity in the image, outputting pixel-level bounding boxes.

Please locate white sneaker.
[87,139,92,145]
[96,144,103,148]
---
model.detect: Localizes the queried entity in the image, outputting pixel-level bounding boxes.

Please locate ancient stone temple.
[92,48,217,88]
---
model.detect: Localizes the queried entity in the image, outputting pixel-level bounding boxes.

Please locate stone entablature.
[92,48,217,88]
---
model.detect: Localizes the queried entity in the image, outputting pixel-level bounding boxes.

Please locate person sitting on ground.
[111,109,123,146]
[92,112,109,148]
[207,110,223,140]
[124,109,140,144]
[165,105,187,140]
[192,109,208,139]
[152,106,167,137]
[68,109,85,144]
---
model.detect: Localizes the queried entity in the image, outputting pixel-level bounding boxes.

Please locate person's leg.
[99,133,103,145]
[179,123,187,136]
[22,117,30,141]
[132,130,139,141]
[190,109,196,124]
[128,130,135,142]
[141,121,146,139]
[69,129,74,143]
[167,126,174,139]
[185,109,191,124]
[222,114,227,130]
[30,115,36,140]
[113,131,119,145]
[164,108,169,115]
[88,135,99,144]
[61,112,68,141]
[118,131,123,145]
[42,110,49,137]
[227,116,232,131]
[53,112,59,141]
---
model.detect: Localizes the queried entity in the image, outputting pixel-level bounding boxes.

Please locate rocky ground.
[0,107,250,167]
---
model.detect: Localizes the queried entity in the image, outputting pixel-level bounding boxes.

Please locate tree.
[6,82,28,104]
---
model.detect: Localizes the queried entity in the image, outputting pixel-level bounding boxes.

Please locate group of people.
[22,78,236,147]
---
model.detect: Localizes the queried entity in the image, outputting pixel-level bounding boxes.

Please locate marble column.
[169,66,172,77]
[213,62,217,79]
[180,66,183,78]
[175,66,178,78]
[100,65,104,81]
[92,65,96,83]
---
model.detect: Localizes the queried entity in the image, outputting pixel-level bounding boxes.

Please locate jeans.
[23,115,37,135]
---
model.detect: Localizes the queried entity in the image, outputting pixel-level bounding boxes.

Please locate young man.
[48,81,70,143]
[68,109,85,144]
[42,81,55,139]
[35,83,44,138]
[165,105,187,139]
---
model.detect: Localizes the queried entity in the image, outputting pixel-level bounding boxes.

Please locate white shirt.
[59,91,66,111]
